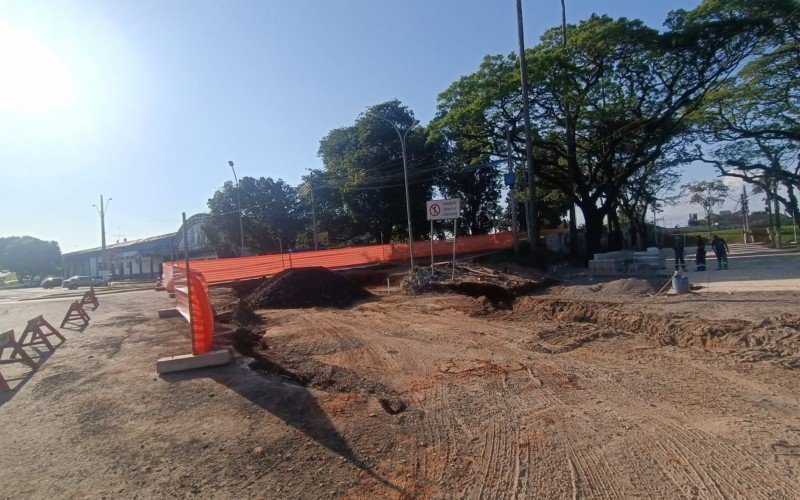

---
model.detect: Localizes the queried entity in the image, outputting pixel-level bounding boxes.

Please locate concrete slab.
[156,350,230,374]
[157,308,181,318]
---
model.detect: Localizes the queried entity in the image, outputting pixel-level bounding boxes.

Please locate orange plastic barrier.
[171,267,214,355]
[167,231,515,284]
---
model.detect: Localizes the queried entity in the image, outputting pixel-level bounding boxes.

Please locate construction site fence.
[164,231,516,285]
[170,266,214,355]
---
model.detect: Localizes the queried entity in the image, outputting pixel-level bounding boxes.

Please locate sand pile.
[600,278,659,295]
[246,267,373,309]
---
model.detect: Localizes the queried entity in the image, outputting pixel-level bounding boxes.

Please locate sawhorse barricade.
[61,300,90,328]
[81,286,99,310]
[1,329,39,392]
[17,315,65,352]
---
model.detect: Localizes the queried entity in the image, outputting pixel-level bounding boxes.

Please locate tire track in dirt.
[553,350,800,498]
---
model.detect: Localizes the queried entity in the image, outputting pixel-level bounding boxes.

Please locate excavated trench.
[512,297,800,368]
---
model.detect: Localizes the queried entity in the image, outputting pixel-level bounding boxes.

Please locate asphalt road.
[0,283,155,333]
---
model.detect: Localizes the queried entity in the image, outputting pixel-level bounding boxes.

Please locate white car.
[62,276,106,290]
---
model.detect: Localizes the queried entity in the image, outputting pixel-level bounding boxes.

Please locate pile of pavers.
[589,248,667,276]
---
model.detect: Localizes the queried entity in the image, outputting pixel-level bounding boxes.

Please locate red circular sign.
[429,204,441,216]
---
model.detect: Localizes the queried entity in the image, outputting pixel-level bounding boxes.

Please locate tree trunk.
[608,210,623,251]
[580,205,605,258]
[765,193,775,247]
[636,217,649,250]
[773,187,783,249]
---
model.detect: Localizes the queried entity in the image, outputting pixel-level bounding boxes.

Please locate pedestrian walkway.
[675,243,800,292]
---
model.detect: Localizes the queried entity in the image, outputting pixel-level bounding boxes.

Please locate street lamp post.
[92,195,112,279]
[228,160,245,257]
[368,112,418,270]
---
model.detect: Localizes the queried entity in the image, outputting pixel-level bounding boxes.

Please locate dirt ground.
[1,244,799,498]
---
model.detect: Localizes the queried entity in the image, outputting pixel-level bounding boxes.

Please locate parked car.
[62,276,106,290]
[41,277,63,289]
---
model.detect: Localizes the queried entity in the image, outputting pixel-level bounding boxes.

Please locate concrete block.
[156,349,230,374]
[589,259,625,275]
[157,308,181,318]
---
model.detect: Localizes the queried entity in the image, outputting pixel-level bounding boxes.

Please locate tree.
[433,1,786,256]
[689,0,800,245]
[317,100,438,243]
[0,236,61,282]
[682,180,730,235]
[204,177,308,256]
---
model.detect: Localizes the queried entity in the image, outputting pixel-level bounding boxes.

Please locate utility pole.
[307,169,318,250]
[93,195,112,279]
[506,127,519,247]
[368,111,418,270]
[228,161,245,257]
[561,0,579,259]
[515,0,540,260]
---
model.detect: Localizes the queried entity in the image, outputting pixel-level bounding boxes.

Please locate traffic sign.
[503,172,516,187]
[426,198,460,221]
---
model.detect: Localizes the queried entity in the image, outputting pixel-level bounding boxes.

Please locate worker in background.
[673,234,686,271]
[711,234,730,270]
[695,235,707,271]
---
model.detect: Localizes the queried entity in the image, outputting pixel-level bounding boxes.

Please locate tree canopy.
[0,236,61,281]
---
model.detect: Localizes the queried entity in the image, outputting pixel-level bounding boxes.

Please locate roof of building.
[63,232,176,258]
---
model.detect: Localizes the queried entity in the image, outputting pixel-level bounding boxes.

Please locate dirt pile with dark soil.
[246,267,373,309]
[513,297,800,368]
[400,265,551,306]
[215,298,263,326]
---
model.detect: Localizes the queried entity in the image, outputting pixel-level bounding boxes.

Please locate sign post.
[426,199,461,280]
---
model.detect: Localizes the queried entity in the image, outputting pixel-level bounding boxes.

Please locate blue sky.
[0,0,709,252]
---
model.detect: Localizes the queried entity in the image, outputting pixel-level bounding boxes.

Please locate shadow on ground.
[160,360,406,495]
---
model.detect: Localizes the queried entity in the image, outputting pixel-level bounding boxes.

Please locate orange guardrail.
[167,231,515,284]
[171,267,214,355]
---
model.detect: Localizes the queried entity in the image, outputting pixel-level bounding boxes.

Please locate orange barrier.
[167,231,515,284]
[171,267,214,355]
[162,232,514,356]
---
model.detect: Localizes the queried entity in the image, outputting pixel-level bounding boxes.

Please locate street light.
[367,112,419,270]
[92,195,111,279]
[228,160,245,256]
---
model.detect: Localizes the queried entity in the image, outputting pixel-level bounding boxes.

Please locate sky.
[1,0,718,252]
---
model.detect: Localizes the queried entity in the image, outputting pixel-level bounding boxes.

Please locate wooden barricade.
[1,329,38,392]
[61,300,90,328]
[81,286,99,310]
[17,315,66,352]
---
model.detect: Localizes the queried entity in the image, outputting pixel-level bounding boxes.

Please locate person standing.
[695,235,707,271]
[673,234,686,271]
[711,234,730,270]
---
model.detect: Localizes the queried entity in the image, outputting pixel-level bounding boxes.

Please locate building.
[62,214,214,280]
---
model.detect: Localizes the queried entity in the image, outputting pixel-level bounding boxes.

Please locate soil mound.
[600,278,659,295]
[246,267,373,309]
[513,297,800,368]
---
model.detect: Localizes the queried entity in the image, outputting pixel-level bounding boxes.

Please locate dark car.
[41,277,63,289]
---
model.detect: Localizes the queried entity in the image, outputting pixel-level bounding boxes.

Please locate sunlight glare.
[0,21,74,114]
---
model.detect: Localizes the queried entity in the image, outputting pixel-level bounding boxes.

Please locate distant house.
[62,214,214,280]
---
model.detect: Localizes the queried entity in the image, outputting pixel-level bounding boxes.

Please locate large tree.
[0,236,61,282]
[204,177,307,256]
[317,100,439,243]
[691,0,800,241]
[434,1,787,256]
